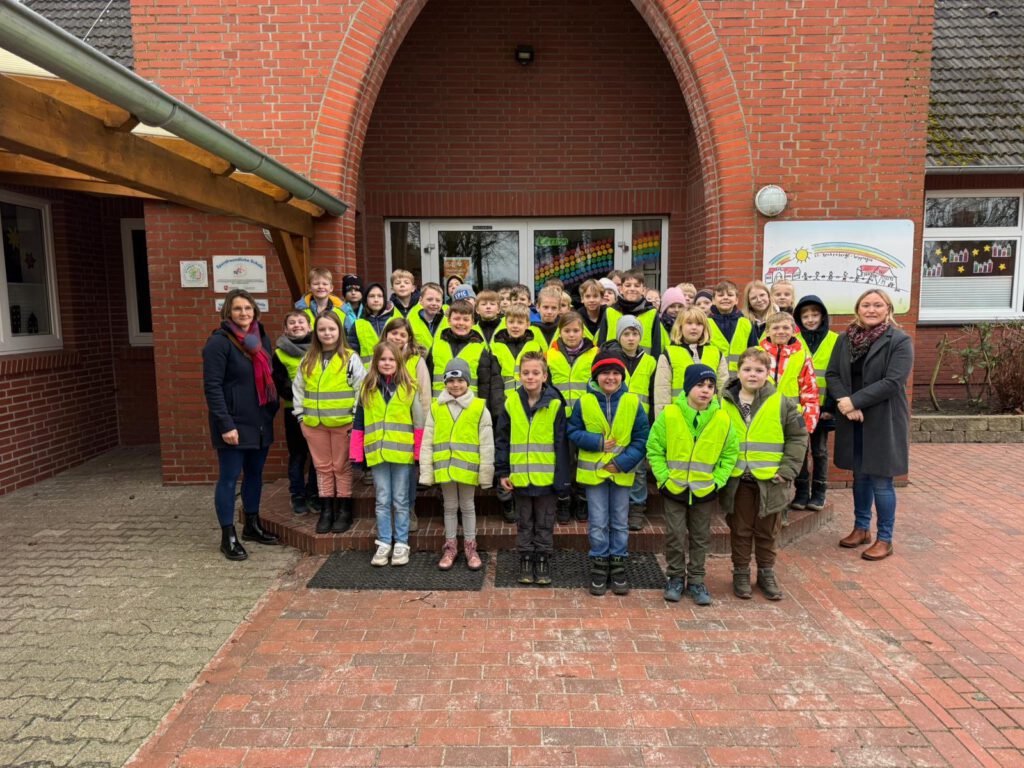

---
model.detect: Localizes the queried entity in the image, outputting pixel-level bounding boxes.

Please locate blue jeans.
[371,462,411,545]
[215,447,269,527]
[629,459,648,507]
[852,426,896,542]
[585,480,630,558]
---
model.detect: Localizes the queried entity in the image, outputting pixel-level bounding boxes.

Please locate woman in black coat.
[825,289,913,561]
[202,289,281,560]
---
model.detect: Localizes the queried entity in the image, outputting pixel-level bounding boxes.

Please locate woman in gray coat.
[825,289,913,561]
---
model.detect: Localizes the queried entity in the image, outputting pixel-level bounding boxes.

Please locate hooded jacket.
[389,287,420,317]
[567,379,650,474]
[271,332,312,403]
[493,382,571,495]
[346,282,395,349]
[709,306,760,349]
[596,296,665,358]
[793,294,839,422]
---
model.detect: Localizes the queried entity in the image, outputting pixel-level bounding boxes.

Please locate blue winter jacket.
[567,380,649,474]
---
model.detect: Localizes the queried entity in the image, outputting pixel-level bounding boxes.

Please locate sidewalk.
[124,443,1024,768]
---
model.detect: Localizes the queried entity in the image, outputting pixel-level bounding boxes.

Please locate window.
[920,191,1024,322]
[121,219,152,345]
[0,190,61,354]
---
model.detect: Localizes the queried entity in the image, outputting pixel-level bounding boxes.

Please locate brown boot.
[861,540,893,561]
[839,527,871,548]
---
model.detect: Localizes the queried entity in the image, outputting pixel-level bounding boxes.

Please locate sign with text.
[762,220,914,315]
[212,255,267,294]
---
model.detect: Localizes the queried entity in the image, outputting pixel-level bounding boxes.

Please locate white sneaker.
[371,542,392,567]
[391,543,410,566]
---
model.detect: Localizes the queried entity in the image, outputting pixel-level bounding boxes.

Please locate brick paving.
[122,444,1024,768]
[0,447,299,768]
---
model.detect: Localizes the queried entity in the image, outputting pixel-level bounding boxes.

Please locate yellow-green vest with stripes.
[575,391,641,487]
[722,393,785,480]
[431,339,486,396]
[661,405,732,497]
[491,336,545,399]
[665,345,723,400]
[604,307,662,355]
[354,311,397,365]
[430,398,485,485]
[362,386,416,466]
[274,348,302,409]
[709,315,753,372]
[301,351,356,428]
[758,344,809,402]
[625,353,657,416]
[810,331,839,405]
[505,393,560,488]
[547,346,597,416]
[408,305,442,353]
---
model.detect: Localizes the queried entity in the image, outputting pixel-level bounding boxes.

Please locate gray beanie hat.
[615,315,643,341]
[443,358,472,386]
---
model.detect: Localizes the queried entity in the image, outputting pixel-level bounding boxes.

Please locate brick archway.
[309,0,755,276]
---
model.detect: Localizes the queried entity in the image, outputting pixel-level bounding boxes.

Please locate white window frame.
[0,189,62,354]
[920,189,1024,324]
[120,218,152,346]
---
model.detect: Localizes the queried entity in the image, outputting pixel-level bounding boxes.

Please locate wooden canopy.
[0,72,324,297]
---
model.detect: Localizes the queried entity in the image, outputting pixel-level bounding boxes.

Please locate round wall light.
[754,185,788,217]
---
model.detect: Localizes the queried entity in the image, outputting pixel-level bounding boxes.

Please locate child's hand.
[603,437,618,452]
[603,462,619,473]
[499,478,513,492]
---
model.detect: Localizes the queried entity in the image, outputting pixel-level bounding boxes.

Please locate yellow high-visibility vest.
[810,331,839,405]
[547,346,597,416]
[430,339,486,396]
[274,347,302,409]
[301,351,356,428]
[575,391,640,487]
[505,393,559,487]
[491,336,545,399]
[354,311,397,365]
[625,353,657,416]
[665,345,722,400]
[362,386,416,466]
[722,393,785,480]
[430,398,485,485]
[604,307,662,355]
[709,315,754,372]
[661,405,731,497]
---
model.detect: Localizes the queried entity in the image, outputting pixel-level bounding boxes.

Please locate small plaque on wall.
[212,255,268,293]
[180,260,208,288]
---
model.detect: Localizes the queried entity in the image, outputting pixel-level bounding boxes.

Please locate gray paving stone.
[0,446,299,768]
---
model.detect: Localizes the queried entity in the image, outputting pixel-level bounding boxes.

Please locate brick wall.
[0,188,152,495]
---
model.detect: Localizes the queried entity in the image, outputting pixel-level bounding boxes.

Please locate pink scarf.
[226,321,277,406]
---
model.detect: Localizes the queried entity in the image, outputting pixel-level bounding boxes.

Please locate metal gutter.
[926,165,1024,175]
[0,0,347,217]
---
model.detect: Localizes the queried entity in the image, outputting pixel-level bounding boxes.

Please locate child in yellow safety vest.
[567,350,649,598]
[653,306,729,418]
[707,280,760,373]
[720,348,808,601]
[792,296,839,513]
[350,341,426,568]
[647,363,740,607]
[494,351,572,586]
[349,283,397,365]
[292,310,367,536]
[419,359,495,572]
[757,312,819,433]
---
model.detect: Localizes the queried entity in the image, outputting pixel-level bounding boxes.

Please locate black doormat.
[493,550,666,589]
[307,550,488,591]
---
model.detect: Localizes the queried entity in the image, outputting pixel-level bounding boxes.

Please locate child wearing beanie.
[612,315,656,532]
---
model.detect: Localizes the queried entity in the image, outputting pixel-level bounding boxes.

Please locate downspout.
[0,0,348,217]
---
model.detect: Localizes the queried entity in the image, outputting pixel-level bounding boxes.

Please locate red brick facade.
[122,0,935,484]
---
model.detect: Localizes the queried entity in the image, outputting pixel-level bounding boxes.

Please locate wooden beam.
[0,172,161,199]
[0,74,314,237]
[269,228,304,298]
[10,75,134,129]
[141,135,235,176]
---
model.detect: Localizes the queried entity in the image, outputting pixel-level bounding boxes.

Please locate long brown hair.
[359,341,414,409]
[741,280,776,324]
[300,310,349,377]
[382,316,425,358]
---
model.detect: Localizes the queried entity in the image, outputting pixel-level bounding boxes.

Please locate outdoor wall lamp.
[754,184,788,217]
[515,45,535,65]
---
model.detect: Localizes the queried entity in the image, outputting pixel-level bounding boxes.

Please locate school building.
[0,0,1019,495]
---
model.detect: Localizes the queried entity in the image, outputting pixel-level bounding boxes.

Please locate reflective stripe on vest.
[661,405,732,496]
[575,391,640,487]
[362,386,416,466]
[547,346,597,416]
[722,393,785,479]
[301,351,356,427]
[491,337,545,399]
[430,398,485,485]
[506,394,559,487]
[666,345,722,400]
[766,345,807,400]
[355,313,395,364]
[708,316,753,372]
[274,347,302,408]
[604,307,659,354]
[625,353,657,416]
[408,305,442,353]
[431,339,485,395]
[811,331,839,405]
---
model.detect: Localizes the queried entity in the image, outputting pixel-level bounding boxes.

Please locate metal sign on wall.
[212,255,268,294]
[762,220,914,315]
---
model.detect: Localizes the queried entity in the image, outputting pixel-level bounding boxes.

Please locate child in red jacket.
[758,312,819,434]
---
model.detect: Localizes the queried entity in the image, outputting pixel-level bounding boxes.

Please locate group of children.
[270,264,839,602]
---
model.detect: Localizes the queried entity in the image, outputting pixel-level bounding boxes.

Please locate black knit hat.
[342,274,362,294]
[683,363,716,394]
[591,349,626,381]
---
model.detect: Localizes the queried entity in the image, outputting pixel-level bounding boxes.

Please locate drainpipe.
[0,0,348,217]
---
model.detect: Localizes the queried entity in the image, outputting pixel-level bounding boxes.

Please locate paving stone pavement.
[0,447,299,768]
[123,443,1024,768]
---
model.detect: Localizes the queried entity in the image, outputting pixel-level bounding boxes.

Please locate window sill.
[0,350,80,376]
[917,311,1024,326]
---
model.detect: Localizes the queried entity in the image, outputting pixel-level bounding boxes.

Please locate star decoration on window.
[934,248,943,255]
[957,266,965,273]
[940,256,948,264]
[999,263,1007,271]
[984,244,991,252]
[972,248,980,256]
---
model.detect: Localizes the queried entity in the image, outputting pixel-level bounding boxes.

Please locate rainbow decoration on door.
[534,237,614,293]
[632,230,661,266]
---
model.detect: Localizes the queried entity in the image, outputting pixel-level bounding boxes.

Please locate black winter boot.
[556,496,572,525]
[534,553,551,586]
[333,497,353,533]
[806,481,828,511]
[790,480,810,510]
[242,514,279,545]
[589,556,609,596]
[518,553,534,585]
[315,498,334,534]
[501,496,516,524]
[756,568,784,601]
[609,555,630,596]
[220,525,248,561]
[291,494,307,515]
[574,495,588,523]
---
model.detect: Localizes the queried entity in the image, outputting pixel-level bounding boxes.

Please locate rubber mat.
[493,550,666,589]
[307,550,488,591]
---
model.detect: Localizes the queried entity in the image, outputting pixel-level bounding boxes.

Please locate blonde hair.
[301,311,350,377]
[738,347,771,370]
[765,311,794,329]
[359,341,414,409]
[676,282,696,298]
[560,291,572,307]
[504,304,530,323]
[742,280,776,323]
[476,289,500,304]
[579,279,603,297]
[519,350,549,376]
[390,268,414,286]
[769,280,796,303]
[670,307,711,345]
[853,289,900,328]
[537,286,562,304]
[308,266,333,284]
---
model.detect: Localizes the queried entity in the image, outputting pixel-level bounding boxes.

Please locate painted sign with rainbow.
[762,220,914,315]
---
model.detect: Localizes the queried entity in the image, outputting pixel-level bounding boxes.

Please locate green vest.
[708,315,754,372]
[810,331,839,405]
[408,305,442,353]
[431,338,486,396]
[430,398,485,485]
[662,405,732,497]
[301,351,356,428]
[274,347,302,408]
[575,391,640,487]
[625,353,657,416]
[722,393,785,480]
[547,346,597,416]
[362,386,416,466]
[491,336,545,399]
[404,353,421,383]
[354,312,396,364]
[506,393,559,488]
[604,307,661,355]
[665,345,722,400]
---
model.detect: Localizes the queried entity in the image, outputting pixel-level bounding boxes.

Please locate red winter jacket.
[759,337,820,433]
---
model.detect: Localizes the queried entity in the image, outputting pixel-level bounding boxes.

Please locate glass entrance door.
[424,221,529,291]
